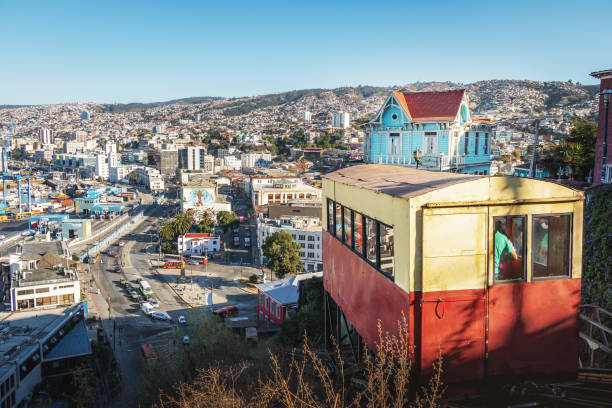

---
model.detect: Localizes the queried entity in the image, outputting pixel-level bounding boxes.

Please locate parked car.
[150,298,159,308]
[118,241,125,247]
[178,315,187,325]
[113,253,119,258]
[119,277,127,285]
[0,234,5,240]
[148,217,154,222]
[182,336,190,345]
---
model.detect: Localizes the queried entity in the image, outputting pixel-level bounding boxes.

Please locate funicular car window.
[343,206,352,246]
[493,216,525,281]
[327,199,334,232]
[353,212,363,255]
[532,214,571,279]
[335,203,342,239]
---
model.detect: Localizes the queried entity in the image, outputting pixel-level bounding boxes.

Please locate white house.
[177,233,221,256]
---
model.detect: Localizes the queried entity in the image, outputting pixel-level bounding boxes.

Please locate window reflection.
[379,223,394,277]
[344,206,351,245]
[493,216,524,281]
[335,203,342,239]
[353,212,363,255]
[532,215,571,278]
[366,217,377,265]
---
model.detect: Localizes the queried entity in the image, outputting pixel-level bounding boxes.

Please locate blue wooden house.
[364,90,493,174]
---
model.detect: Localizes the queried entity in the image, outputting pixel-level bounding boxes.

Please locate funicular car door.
[420,206,487,382]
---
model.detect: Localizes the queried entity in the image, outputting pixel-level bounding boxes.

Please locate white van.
[142,302,154,316]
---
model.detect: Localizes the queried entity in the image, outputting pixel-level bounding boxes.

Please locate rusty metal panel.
[488,278,581,376]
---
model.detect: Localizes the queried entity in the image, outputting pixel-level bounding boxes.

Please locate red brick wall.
[593,77,612,185]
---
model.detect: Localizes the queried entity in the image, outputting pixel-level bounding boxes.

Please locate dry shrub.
[155,316,445,408]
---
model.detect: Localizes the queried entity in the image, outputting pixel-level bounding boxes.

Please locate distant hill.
[99,96,223,113]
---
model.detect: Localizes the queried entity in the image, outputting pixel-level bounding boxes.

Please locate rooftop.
[324,164,482,199]
[393,89,466,121]
[590,69,612,78]
[180,233,219,239]
[0,304,86,373]
[16,266,77,287]
[255,272,322,305]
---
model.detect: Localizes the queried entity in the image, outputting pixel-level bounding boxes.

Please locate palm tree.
[174,215,193,236]
[158,222,175,243]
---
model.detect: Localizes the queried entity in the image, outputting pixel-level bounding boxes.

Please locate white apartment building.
[72,130,87,142]
[105,141,117,155]
[177,233,221,256]
[331,111,350,129]
[64,141,84,154]
[221,155,242,170]
[95,154,109,180]
[38,128,53,145]
[8,254,80,312]
[257,215,322,272]
[202,154,216,173]
[180,146,204,170]
[134,166,164,192]
[303,111,312,122]
[241,152,272,169]
[109,165,131,183]
[251,179,322,207]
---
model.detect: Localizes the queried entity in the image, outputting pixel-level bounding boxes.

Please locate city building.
[177,233,221,256]
[72,130,87,142]
[590,68,612,184]
[241,152,272,169]
[155,149,179,178]
[95,154,109,180]
[251,179,322,208]
[255,272,322,324]
[257,205,323,272]
[363,90,493,175]
[303,111,312,122]
[179,146,205,170]
[134,166,164,192]
[0,303,90,408]
[180,174,231,219]
[38,128,53,145]
[331,111,350,129]
[8,253,80,311]
[80,110,90,120]
[322,164,583,382]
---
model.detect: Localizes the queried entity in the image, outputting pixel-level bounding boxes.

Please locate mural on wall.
[183,187,215,212]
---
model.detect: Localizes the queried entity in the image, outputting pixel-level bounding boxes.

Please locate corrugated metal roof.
[324,164,483,199]
[43,319,92,362]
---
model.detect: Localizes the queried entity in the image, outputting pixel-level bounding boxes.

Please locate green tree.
[97,176,103,183]
[196,212,214,233]
[129,171,138,184]
[173,214,193,236]
[158,221,176,243]
[216,211,238,228]
[566,118,597,180]
[262,230,302,278]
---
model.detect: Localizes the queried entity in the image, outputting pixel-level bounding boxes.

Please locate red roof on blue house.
[393,89,466,121]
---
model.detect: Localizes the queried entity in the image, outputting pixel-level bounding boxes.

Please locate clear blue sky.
[1,0,609,105]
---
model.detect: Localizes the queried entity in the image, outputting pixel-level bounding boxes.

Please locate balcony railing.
[368,154,467,169]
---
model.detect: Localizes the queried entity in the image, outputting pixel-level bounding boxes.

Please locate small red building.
[590,68,612,185]
[256,272,322,325]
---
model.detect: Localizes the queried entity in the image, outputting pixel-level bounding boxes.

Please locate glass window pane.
[334,203,342,239]
[343,207,351,246]
[353,212,363,255]
[379,223,394,278]
[365,217,377,265]
[532,215,571,278]
[493,216,525,281]
[327,199,334,232]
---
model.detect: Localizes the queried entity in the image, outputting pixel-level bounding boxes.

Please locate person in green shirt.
[494,220,518,279]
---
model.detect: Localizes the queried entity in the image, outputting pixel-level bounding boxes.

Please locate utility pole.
[529,119,541,178]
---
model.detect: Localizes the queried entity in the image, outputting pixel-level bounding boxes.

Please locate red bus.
[163,260,185,269]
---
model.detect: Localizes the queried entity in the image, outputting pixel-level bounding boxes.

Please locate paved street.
[85,197,262,407]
